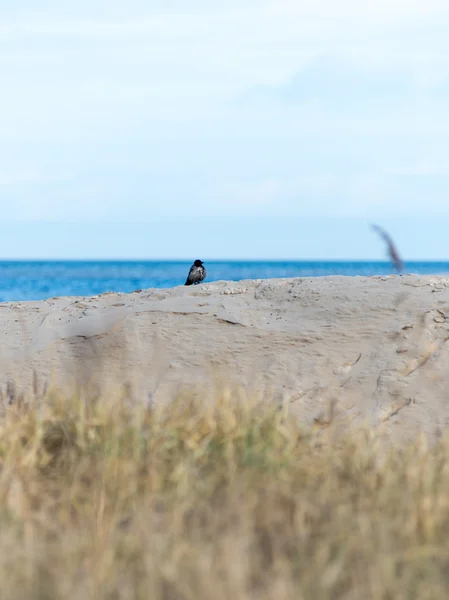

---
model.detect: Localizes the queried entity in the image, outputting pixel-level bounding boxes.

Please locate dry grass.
[0,388,449,599]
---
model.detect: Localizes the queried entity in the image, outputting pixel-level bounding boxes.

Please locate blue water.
[0,260,448,303]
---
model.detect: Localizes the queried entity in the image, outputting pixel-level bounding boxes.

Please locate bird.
[371,224,404,273]
[185,260,206,286]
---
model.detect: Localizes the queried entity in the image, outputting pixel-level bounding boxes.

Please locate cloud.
[0,0,447,227]
[0,169,74,186]
[230,179,287,207]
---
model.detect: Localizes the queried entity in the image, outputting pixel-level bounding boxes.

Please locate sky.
[0,0,448,259]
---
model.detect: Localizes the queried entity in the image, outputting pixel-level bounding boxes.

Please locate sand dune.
[2,274,449,445]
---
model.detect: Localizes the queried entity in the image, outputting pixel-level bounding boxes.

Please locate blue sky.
[0,0,448,259]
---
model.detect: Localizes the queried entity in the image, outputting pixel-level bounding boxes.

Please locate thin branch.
[371,224,404,273]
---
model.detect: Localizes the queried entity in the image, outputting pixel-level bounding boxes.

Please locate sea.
[0,260,448,303]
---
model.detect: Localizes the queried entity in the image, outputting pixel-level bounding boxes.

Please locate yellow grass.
[0,388,449,599]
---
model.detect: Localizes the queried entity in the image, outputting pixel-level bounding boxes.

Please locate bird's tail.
[184,280,192,286]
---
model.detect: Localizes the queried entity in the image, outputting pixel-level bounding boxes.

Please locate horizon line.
[0,258,448,263]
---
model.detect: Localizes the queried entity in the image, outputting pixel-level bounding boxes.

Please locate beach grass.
[0,387,449,599]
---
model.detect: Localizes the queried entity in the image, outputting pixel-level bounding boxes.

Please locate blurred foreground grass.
[0,388,448,599]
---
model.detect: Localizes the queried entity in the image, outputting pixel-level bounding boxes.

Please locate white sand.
[2,274,449,445]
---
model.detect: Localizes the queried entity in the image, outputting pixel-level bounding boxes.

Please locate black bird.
[185,260,206,286]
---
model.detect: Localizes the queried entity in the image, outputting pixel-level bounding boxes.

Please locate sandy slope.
[2,274,449,444]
